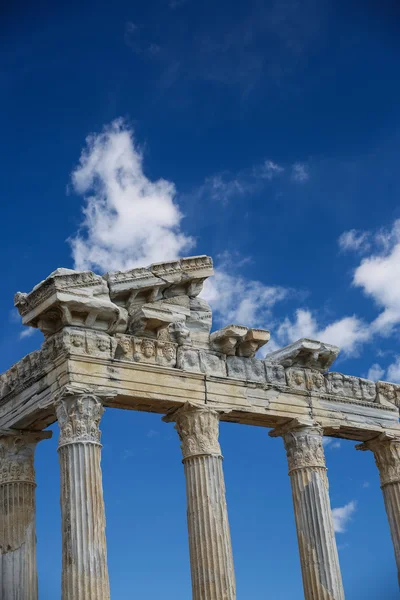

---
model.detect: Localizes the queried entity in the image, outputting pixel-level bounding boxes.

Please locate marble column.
[164,403,236,600]
[357,435,400,584]
[0,430,51,600]
[270,421,344,600]
[57,393,110,600]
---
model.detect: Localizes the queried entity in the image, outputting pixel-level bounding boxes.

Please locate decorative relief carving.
[376,381,400,407]
[164,404,221,459]
[360,378,376,402]
[282,426,326,472]
[177,347,201,373]
[265,363,286,386]
[199,350,227,377]
[358,436,400,487]
[56,394,104,448]
[226,356,247,380]
[305,370,326,393]
[325,372,344,395]
[286,368,307,391]
[0,432,50,485]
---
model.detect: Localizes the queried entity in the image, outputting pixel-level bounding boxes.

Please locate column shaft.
[358,437,400,584]
[165,403,236,600]
[0,432,50,600]
[57,394,110,600]
[271,424,344,600]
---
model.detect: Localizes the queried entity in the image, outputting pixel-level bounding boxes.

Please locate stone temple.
[1,254,400,599]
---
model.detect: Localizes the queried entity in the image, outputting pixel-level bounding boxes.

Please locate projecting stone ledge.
[264,338,340,371]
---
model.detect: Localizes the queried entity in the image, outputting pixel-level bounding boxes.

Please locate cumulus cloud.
[338,229,370,253]
[202,267,288,328]
[70,119,193,273]
[291,162,309,182]
[19,328,35,340]
[332,501,356,533]
[367,363,385,382]
[387,356,400,383]
[276,309,370,356]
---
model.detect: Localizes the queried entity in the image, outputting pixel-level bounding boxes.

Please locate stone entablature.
[1,327,399,412]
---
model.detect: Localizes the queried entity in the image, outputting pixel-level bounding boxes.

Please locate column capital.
[357,434,400,487]
[0,430,51,485]
[163,403,222,460]
[270,419,325,472]
[56,393,104,448]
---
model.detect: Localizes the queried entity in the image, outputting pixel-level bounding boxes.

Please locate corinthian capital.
[0,431,51,485]
[270,420,325,472]
[56,394,104,448]
[357,435,400,487]
[164,403,222,460]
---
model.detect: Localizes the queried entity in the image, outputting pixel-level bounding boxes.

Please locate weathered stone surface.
[0,431,51,600]
[237,328,270,358]
[265,338,339,370]
[164,404,236,600]
[199,350,227,377]
[271,421,344,600]
[177,346,202,373]
[57,394,110,600]
[376,381,400,408]
[265,363,287,386]
[358,435,400,584]
[14,269,127,337]
[210,325,248,356]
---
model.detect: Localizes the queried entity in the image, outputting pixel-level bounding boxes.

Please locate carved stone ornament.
[357,435,400,487]
[270,422,326,473]
[163,403,222,460]
[56,394,104,448]
[0,431,51,485]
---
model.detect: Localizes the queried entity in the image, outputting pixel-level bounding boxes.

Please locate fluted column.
[270,421,344,600]
[56,393,110,600]
[0,430,51,600]
[164,403,236,600]
[357,435,400,584]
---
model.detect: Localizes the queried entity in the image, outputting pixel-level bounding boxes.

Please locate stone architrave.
[357,435,400,583]
[0,430,51,600]
[270,421,344,600]
[164,404,236,600]
[56,393,110,600]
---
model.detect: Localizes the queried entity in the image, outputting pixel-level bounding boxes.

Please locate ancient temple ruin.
[1,254,400,599]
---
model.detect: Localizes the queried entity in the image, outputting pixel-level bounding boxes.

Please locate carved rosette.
[283,426,326,473]
[360,438,400,488]
[56,394,104,448]
[168,404,222,460]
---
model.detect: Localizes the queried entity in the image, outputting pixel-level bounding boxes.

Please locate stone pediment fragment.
[264,338,339,371]
[211,325,270,357]
[14,269,127,337]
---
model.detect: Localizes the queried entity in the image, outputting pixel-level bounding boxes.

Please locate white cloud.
[387,356,400,383]
[70,119,193,273]
[261,159,284,180]
[276,309,370,356]
[204,174,245,204]
[291,162,309,182]
[322,437,341,449]
[338,229,370,253]
[367,363,385,382]
[352,220,400,335]
[202,267,288,328]
[362,481,370,489]
[20,328,35,340]
[332,501,356,533]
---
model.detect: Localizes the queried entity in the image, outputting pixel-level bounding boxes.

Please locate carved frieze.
[360,378,377,402]
[286,368,307,391]
[177,347,202,373]
[305,370,327,393]
[265,363,287,386]
[226,356,266,382]
[199,350,227,377]
[376,381,400,408]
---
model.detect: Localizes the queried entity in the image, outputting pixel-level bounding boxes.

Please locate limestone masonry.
[1,255,400,599]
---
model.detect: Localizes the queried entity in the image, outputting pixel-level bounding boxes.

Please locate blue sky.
[2,0,400,597]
